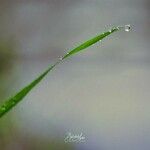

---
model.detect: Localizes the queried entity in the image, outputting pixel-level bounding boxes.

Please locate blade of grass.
[0,25,128,118]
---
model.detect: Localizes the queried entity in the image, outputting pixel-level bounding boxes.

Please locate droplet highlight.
[124,25,131,32]
[58,56,63,61]
[109,30,112,33]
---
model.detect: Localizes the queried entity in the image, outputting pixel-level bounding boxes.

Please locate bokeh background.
[0,0,150,150]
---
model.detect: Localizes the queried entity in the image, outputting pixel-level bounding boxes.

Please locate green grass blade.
[0,25,128,118]
[63,28,118,59]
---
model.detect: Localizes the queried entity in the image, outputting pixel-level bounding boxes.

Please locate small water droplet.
[109,30,112,33]
[116,27,120,30]
[124,24,131,32]
[59,56,63,61]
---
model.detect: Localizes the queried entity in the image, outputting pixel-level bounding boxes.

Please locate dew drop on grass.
[109,30,112,33]
[124,24,131,32]
[59,56,63,61]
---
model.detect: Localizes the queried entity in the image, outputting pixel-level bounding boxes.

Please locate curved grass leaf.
[0,26,128,118]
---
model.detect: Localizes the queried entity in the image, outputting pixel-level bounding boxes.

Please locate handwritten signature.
[64,132,85,143]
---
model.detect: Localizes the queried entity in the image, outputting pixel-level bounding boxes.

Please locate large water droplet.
[124,25,131,32]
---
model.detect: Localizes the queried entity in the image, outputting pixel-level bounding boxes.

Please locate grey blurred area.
[0,0,150,150]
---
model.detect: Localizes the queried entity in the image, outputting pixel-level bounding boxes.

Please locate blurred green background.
[0,0,150,150]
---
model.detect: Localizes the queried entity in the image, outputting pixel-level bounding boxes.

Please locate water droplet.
[59,56,63,61]
[116,27,120,30]
[109,30,112,33]
[124,24,131,32]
